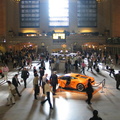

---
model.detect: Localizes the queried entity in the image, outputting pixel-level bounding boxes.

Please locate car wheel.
[77,83,85,92]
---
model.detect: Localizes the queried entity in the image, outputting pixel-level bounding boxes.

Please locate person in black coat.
[50,71,58,95]
[33,66,38,77]
[39,66,45,86]
[85,79,94,105]
[89,110,102,120]
[21,68,29,88]
[114,71,120,90]
[12,74,21,97]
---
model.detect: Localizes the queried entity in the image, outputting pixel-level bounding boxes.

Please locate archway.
[8,42,38,52]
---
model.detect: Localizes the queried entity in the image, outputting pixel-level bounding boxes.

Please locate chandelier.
[12,0,21,2]
[96,0,101,3]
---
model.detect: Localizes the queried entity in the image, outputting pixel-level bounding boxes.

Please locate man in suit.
[21,68,29,88]
[12,74,21,97]
[50,71,58,95]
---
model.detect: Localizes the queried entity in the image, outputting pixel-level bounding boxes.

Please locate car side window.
[71,77,77,79]
[60,77,68,80]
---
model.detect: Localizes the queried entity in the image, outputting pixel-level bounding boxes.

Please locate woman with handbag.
[6,81,16,106]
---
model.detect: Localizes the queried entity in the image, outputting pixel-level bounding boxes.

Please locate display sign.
[53,33,66,39]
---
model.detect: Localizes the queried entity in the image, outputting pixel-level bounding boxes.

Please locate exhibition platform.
[0,60,120,120]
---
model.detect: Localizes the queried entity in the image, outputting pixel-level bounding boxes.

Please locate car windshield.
[71,77,77,79]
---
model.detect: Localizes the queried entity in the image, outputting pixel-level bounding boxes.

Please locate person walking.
[42,73,48,94]
[114,71,120,90]
[64,60,68,73]
[67,59,71,71]
[81,61,86,75]
[109,62,115,77]
[74,59,78,70]
[89,110,102,120]
[55,58,60,70]
[12,74,21,97]
[21,67,30,88]
[6,81,16,106]
[87,59,93,72]
[33,66,38,77]
[33,74,39,100]
[41,80,53,109]
[2,65,9,81]
[39,67,45,86]
[85,79,94,105]
[50,71,58,95]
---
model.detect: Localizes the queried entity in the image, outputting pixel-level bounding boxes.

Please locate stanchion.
[101,79,106,93]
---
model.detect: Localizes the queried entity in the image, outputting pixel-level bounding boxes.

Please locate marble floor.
[0,60,120,120]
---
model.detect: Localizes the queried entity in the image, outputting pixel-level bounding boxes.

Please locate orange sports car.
[58,73,95,92]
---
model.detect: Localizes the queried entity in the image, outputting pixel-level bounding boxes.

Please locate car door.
[67,76,77,89]
[59,76,67,88]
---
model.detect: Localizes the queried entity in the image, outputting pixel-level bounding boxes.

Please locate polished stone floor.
[0,60,120,120]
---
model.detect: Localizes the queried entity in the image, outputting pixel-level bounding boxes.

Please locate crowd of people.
[0,48,120,119]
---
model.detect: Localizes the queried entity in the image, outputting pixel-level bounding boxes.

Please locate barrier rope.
[0,80,6,86]
[93,79,106,93]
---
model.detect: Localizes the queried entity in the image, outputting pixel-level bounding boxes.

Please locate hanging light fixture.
[96,0,101,3]
[12,0,21,3]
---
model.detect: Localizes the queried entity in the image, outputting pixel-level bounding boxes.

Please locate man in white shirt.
[42,74,48,94]
[41,80,53,109]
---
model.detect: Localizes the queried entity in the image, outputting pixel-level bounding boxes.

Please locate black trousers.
[34,85,39,99]
[15,87,21,96]
[39,75,43,86]
[52,84,57,95]
[64,68,68,73]
[82,67,85,75]
[87,66,92,71]
[42,82,45,94]
[23,78,27,88]
[41,92,52,108]
[86,93,92,104]
[116,81,120,89]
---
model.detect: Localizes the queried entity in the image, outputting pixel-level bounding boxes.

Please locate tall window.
[77,0,97,27]
[20,0,40,28]
[49,0,69,27]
